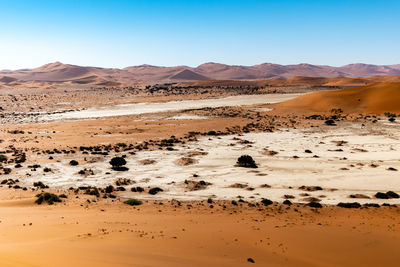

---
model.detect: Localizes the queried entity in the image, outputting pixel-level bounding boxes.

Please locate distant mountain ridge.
[1,62,400,85]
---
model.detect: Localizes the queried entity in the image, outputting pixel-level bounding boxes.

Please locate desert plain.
[0,66,399,266]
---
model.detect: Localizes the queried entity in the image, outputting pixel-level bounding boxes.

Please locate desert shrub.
[188,131,199,136]
[35,192,61,205]
[148,187,163,195]
[116,143,127,148]
[306,114,323,120]
[261,199,273,206]
[124,199,142,206]
[375,192,389,199]
[0,155,7,162]
[131,186,144,192]
[115,178,132,186]
[8,130,24,134]
[324,119,336,126]
[337,202,361,208]
[386,191,399,198]
[109,157,127,170]
[59,194,68,198]
[33,181,49,189]
[384,112,396,118]
[236,155,258,168]
[161,138,174,144]
[69,160,79,166]
[105,185,114,193]
[207,130,217,136]
[84,187,100,197]
[308,202,322,208]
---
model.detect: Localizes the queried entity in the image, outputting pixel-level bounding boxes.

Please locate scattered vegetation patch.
[0,154,7,162]
[261,199,273,206]
[324,119,336,126]
[337,202,361,208]
[115,178,132,186]
[384,112,396,118]
[131,186,144,192]
[307,202,322,208]
[375,191,399,199]
[8,130,24,134]
[109,157,128,171]
[69,160,79,166]
[306,114,323,120]
[35,192,61,205]
[116,143,127,148]
[283,200,292,205]
[235,155,258,168]
[148,187,163,195]
[78,168,95,176]
[124,199,142,206]
[33,181,49,189]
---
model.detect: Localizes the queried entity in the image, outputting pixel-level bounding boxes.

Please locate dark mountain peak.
[170,69,209,80]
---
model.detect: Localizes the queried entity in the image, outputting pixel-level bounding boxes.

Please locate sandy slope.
[274,82,400,114]
[0,195,398,267]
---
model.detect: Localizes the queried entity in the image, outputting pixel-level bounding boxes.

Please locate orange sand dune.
[0,197,399,267]
[274,82,400,114]
[178,76,400,88]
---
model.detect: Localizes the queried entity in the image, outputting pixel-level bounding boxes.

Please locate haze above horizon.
[0,0,399,70]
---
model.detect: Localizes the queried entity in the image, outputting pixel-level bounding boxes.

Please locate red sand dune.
[178,76,400,87]
[2,62,400,84]
[274,82,400,114]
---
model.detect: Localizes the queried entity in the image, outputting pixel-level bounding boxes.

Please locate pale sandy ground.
[7,120,400,205]
[41,93,300,121]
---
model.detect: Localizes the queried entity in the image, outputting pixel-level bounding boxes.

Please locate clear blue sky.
[0,0,399,69]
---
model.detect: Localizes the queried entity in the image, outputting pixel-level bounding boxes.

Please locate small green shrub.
[124,199,142,206]
[116,143,127,147]
[0,155,7,162]
[35,192,62,205]
[384,112,396,118]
